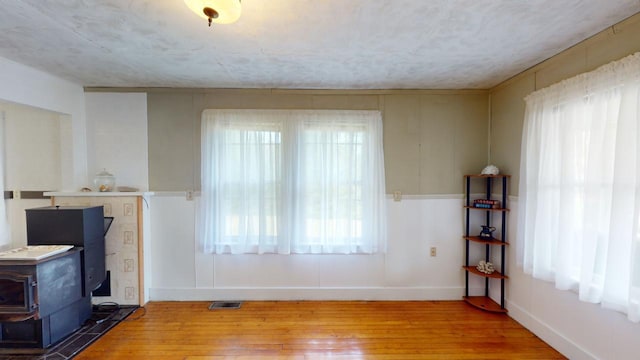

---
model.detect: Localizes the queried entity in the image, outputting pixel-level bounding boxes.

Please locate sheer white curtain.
[518,52,640,322]
[200,109,387,254]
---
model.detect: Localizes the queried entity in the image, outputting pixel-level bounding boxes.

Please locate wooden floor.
[76,301,566,360]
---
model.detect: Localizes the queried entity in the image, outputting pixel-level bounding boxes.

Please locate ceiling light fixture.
[184,0,241,27]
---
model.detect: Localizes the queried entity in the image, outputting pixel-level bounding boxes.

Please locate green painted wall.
[489,13,640,195]
[147,89,489,194]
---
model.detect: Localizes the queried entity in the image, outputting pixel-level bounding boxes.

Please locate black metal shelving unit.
[463,174,509,313]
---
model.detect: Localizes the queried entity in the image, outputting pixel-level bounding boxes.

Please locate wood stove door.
[0,272,36,317]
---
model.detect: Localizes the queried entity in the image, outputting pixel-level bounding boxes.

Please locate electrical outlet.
[186,190,194,201]
[393,191,402,202]
[430,247,437,257]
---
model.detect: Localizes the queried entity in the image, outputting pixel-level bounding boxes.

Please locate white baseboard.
[149,286,467,302]
[506,299,596,360]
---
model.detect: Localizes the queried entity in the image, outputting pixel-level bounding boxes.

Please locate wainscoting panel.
[150,194,472,301]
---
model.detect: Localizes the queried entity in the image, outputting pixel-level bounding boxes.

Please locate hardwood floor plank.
[75,301,566,360]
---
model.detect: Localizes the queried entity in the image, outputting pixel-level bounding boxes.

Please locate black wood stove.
[0,206,106,348]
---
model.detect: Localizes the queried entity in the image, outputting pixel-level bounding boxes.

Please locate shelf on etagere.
[464,174,512,179]
[463,266,508,279]
[463,236,509,246]
[463,296,508,313]
[464,206,510,212]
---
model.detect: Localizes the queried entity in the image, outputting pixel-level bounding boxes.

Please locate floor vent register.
[208,301,243,310]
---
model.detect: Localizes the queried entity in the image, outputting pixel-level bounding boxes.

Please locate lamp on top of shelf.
[184,0,241,27]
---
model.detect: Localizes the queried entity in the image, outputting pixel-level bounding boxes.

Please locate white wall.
[0,102,70,247]
[3,103,64,191]
[5,199,50,249]
[505,199,640,360]
[0,56,87,249]
[150,195,470,300]
[0,56,87,190]
[85,92,149,191]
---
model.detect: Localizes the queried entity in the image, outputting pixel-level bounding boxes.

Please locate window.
[518,52,640,322]
[200,109,387,255]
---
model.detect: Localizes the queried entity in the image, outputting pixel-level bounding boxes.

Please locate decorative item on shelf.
[473,199,501,209]
[94,169,116,192]
[80,187,92,192]
[481,164,500,175]
[479,225,496,239]
[476,260,495,274]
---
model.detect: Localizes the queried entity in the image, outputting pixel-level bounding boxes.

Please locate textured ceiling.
[0,0,639,89]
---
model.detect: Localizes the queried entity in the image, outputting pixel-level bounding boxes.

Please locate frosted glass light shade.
[184,0,241,24]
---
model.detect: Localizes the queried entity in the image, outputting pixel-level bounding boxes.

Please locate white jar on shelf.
[93,169,116,192]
